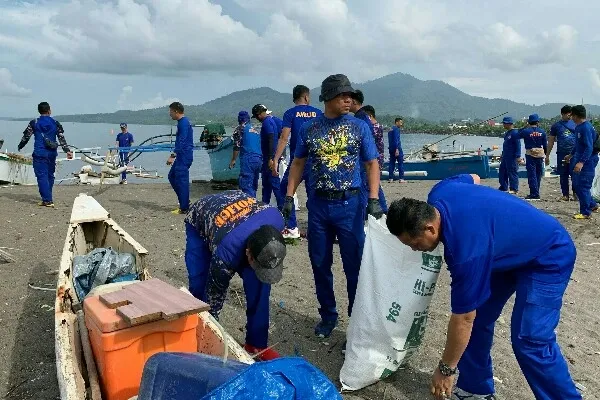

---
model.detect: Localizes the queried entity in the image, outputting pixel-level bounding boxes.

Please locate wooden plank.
[99,279,210,327]
[70,193,109,224]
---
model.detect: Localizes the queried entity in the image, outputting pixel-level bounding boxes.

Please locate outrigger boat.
[55,194,253,399]
[0,140,36,185]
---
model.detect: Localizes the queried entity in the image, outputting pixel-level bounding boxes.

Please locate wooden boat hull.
[0,152,36,185]
[55,194,253,399]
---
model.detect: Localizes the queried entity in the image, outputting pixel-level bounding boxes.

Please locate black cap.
[319,74,356,102]
[251,104,271,119]
[247,225,286,284]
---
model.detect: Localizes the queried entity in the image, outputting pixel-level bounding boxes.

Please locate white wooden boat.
[0,151,36,185]
[55,193,253,400]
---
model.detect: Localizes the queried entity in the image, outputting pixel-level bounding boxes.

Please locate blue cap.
[528,114,540,123]
[120,122,127,128]
[238,110,250,124]
[502,116,514,125]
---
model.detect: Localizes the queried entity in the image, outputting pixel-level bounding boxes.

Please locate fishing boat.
[55,194,253,399]
[0,150,36,185]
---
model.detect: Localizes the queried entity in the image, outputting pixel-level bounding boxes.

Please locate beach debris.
[575,382,586,392]
[0,248,16,263]
[250,342,279,359]
[28,283,55,292]
[586,242,600,246]
[493,376,503,384]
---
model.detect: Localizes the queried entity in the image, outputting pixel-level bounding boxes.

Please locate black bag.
[34,118,59,150]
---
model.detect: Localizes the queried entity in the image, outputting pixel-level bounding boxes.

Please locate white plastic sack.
[340,215,443,391]
[278,157,300,211]
[592,161,600,201]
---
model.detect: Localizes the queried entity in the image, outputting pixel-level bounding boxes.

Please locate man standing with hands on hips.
[547,105,577,201]
[282,74,383,351]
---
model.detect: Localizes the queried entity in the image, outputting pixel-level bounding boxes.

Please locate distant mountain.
[41,72,600,125]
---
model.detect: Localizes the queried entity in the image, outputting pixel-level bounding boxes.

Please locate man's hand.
[574,162,584,174]
[282,196,294,222]
[430,368,455,399]
[66,152,73,160]
[518,158,525,165]
[564,154,573,163]
[229,159,236,169]
[366,198,384,219]
[166,155,175,165]
[544,155,550,166]
[395,149,399,157]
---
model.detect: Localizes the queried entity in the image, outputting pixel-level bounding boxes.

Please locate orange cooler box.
[83,295,198,400]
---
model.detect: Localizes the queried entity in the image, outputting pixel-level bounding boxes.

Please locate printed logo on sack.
[413,279,436,297]
[404,308,429,350]
[421,253,442,273]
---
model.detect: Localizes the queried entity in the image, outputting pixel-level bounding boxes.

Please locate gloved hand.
[282,196,294,222]
[17,144,23,152]
[366,198,384,219]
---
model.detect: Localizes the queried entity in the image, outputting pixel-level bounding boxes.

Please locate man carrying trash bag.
[184,190,286,361]
[386,174,581,400]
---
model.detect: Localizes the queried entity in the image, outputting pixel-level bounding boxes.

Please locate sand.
[0,176,598,399]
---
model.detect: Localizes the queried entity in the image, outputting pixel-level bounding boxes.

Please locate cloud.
[590,68,600,90]
[0,68,31,97]
[137,92,179,110]
[117,85,133,109]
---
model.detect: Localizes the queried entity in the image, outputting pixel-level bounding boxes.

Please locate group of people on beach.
[16,74,587,399]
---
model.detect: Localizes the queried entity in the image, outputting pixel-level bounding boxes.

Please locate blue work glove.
[366,198,384,219]
[282,196,294,222]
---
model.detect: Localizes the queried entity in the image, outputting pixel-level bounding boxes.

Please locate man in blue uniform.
[230,111,262,198]
[272,85,323,239]
[252,104,284,209]
[350,89,388,214]
[547,105,577,201]
[17,102,73,207]
[498,116,521,193]
[184,190,286,361]
[166,102,194,214]
[388,117,405,182]
[283,74,383,345]
[564,105,599,219]
[519,114,547,200]
[386,174,581,400]
[115,122,134,184]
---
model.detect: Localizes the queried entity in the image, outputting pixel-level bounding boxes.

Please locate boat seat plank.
[70,193,109,224]
[99,279,210,327]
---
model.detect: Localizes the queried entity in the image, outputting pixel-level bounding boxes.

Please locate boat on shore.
[55,194,253,399]
[0,150,36,185]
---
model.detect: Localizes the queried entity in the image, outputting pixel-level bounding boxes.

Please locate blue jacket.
[502,128,521,158]
[388,126,402,153]
[18,116,70,157]
[174,116,194,158]
[571,120,597,164]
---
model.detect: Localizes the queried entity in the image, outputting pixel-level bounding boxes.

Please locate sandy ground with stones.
[0,176,598,399]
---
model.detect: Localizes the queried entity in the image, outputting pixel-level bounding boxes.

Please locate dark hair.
[292,85,310,102]
[386,198,436,237]
[247,225,285,258]
[530,121,539,126]
[362,105,376,118]
[395,117,403,123]
[169,102,184,114]
[351,89,364,104]
[38,102,50,114]
[560,105,572,114]
[571,105,586,119]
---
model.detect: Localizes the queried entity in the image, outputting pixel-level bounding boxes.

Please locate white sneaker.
[452,388,497,400]
[282,227,300,239]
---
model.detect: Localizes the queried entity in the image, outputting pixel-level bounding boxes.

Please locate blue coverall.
[294,113,379,322]
[519,127,548,198]
[260,115,284,209]
[279,105,322,229]
[17,116,70,203]
[388,126,404,180]
[550,119,576,197]
[498,128,521,192]
[570,120,599,216]
[233,122,262,198]
[428,174,581,399]
[116,131,134,181]
[184,191,284,348]
[168,116,194,211]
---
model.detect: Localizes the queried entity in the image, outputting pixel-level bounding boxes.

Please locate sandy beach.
[0,176,598,399]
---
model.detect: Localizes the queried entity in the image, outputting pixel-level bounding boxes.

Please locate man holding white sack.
[386,174,581,400]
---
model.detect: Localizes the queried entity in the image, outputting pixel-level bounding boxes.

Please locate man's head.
[293,85,310,105]
[395,117,404,128]
[528,113,540,126]
[386,198,441,252]
[319,74,355,117]
[38,102,51,115]
[560,105,572,121]
[362,104,376,123]
[169,102,185,120]
[502,116,514,130]
[246,225,287,284]
[251,104,272,122]
[350,89,364,113]
[571,105,586,124]
[238,110,250,125]
[120,122,128,132]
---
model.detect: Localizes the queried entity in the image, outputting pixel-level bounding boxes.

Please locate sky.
[1,0,600,118]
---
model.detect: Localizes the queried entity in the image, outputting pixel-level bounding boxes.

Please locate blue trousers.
[457,245,581,399]
[498,157,519,191]
[168,154,192,210]
[388,152,404,180]
[279,156,309,229]
[239,155,262,199]
[307,193,365,322]
[184,223,271,348]
[32,154,56,202]
[572,154,599,216]
[525,155,543,197]
[119,152,129,181]
[557,152,574,197]
[261,164,284,209]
